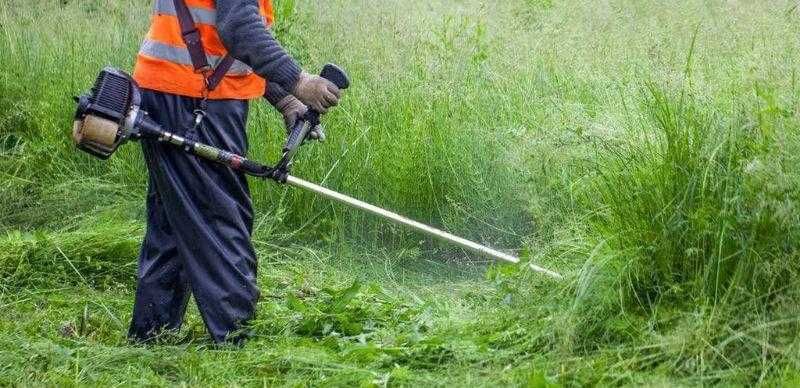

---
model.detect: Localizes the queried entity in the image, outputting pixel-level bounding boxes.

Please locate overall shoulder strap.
[173,0,234,92]
[173,0,210,72]
[206,56,235,91]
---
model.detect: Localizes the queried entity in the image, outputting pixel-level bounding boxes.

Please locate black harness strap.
[206,56,235,91]
[173,0,234,93]
[173,0,209,72]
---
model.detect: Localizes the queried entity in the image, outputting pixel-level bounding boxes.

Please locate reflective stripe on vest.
[139,39,253,76]
[151,0,270,25]
[153,0,216,25]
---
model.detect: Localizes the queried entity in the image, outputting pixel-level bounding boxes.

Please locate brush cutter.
[71,65,562,280]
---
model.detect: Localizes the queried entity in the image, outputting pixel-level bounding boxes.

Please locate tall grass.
[593,83,799,308]
[0,0,530,252]
[490,83,800,384]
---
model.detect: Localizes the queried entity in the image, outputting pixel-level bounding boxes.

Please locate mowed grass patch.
[0,245,523,387]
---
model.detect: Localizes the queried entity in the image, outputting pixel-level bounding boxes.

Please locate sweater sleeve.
[265,82,291,105]
[216,0,302,92]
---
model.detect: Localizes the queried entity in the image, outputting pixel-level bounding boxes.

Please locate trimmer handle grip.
[321,63,351,90]
[284,63,350,152]
[302,63,351,127]
[284,118,310,153]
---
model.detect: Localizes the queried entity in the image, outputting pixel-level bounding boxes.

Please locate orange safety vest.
[133,0,275,100]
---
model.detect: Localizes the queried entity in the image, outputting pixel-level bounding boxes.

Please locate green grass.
[1,0,800,386]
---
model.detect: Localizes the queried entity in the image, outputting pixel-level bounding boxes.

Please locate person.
[127,0,340,345]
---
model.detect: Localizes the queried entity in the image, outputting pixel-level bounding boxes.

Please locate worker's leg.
[130,90,259,344]
[128,171,191,341]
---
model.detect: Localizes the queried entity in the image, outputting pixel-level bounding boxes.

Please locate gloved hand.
[272,95,325,141]
[292,71,341,113]
[273,95,307,133]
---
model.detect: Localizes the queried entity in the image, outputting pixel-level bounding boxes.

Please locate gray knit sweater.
[216,0,300,102]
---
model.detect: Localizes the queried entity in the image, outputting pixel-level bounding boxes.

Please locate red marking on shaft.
[231,156,242,169]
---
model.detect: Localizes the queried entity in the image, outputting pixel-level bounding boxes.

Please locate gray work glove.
[272,95,325,141]
[292,71,341,113]
[273,95,306,132]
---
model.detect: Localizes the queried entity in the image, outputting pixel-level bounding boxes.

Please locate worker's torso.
[133,0,274,100]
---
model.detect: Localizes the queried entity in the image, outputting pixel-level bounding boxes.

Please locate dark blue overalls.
[128,90,259,344]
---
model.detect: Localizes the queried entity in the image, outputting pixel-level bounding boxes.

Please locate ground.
[1,0,799,386]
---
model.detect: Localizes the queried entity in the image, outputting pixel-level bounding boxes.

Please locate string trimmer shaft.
[71,66,563,280]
